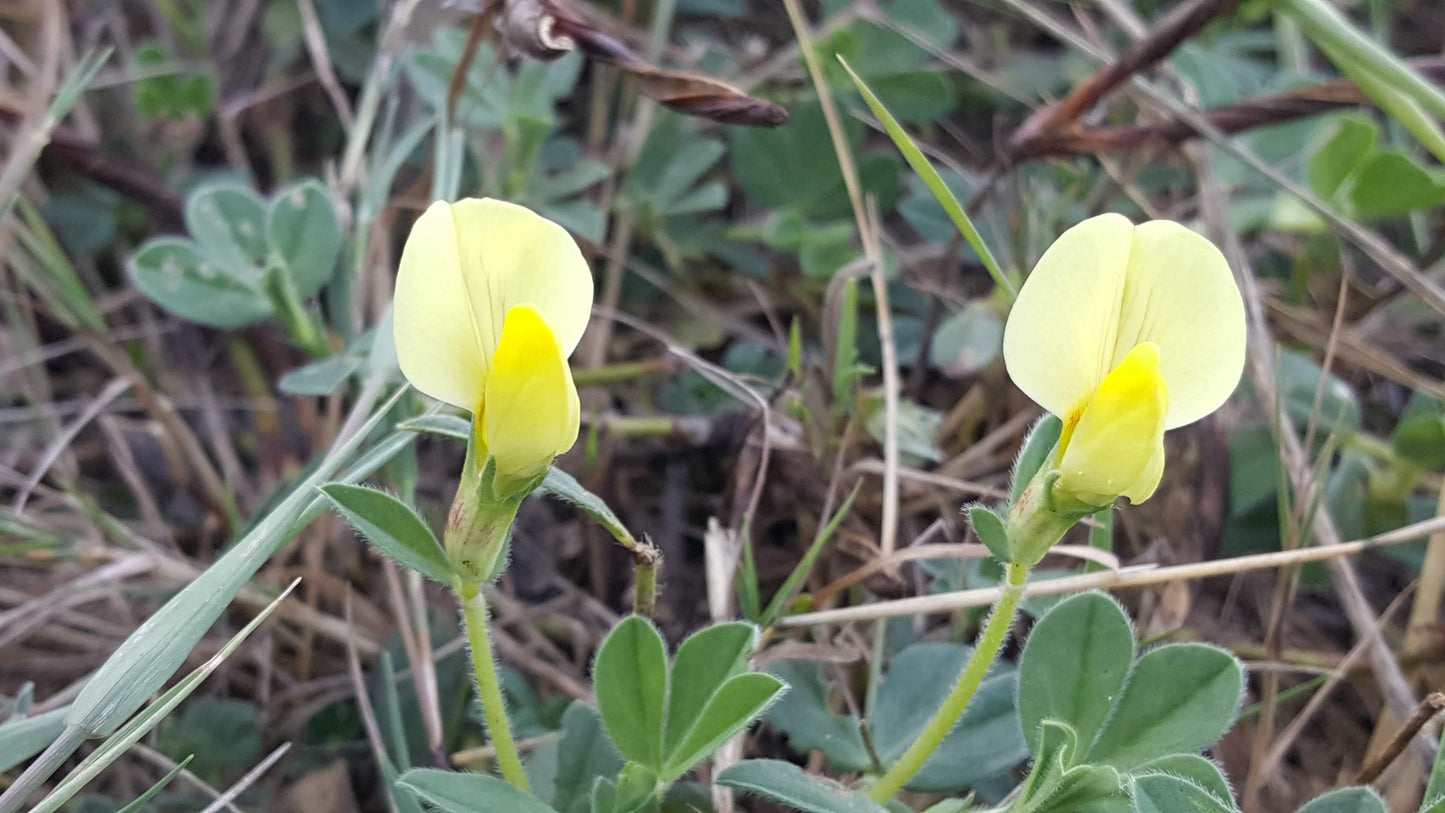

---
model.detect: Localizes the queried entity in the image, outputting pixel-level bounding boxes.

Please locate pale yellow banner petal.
[1003,213,1137,418]
[1057,343,1168,507]
[481,304,581,489]
[393,200,488,411]
[1114,220,1246,429]
[448,199,594,366]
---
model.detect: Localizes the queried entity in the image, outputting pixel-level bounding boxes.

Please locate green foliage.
[593,618,783,790]
[1018,593,1135,756]
[822,0,958,124]
[718,759,890,813]
[1011,593,1244,812]
[768,643,1027,793]
[154,700,260,784]
[1298,116,1445,224]
[549,704,625,813]
[538,468,640,550]
[1129,773,1234,813]
[1085,645,1243,770]
[840,57,1012,296]
[127,180,343,334]
[1394,396,1445,471]
[1293,787,1388,813]
[114,755,194,813]
[319,483,454,583]
[930,303,1004,377]
[133,43,215,122]
[967,505,1012,563]
[594,617,672,770]
[399,768,557,812]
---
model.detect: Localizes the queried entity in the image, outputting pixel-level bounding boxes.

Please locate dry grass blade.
[22,580,301,813]
[778,515,1445,626]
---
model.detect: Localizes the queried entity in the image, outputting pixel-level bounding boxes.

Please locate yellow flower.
[1002,214,1245,508]
[393,198,593,491]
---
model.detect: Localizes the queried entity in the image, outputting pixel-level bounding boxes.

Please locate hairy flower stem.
[867,561,1030,802]
[457,581,530,791]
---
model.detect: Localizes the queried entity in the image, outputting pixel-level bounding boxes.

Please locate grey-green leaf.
[269,179,344,298]
[184,183,270,276]
[1019,592,1136,760]
[763,661,869,771]
[399,413,472,442]
[1086,644,1244,770]
[320,483,453,583]
[717,759,889,813]
[127,237,273,328]
[1133,754,1234,807]
[663,672,784,781]
[398,768,557,813]
[1294,787,1388,813]
[1131,774,1234,813]
[553,703,624,813]
[870,643,1027,791]
[593,616,669,769]
[665,622,758,754]
[540,467,638,549]
[279,355,363,396]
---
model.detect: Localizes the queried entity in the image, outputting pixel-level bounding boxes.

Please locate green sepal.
[1011,414,1063,505]
[967,504,1012,563]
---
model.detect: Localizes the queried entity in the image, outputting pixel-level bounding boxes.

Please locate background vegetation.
[0,0,1443,810]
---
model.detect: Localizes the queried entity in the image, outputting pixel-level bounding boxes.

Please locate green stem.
[456,581,530,791]
[868,561,1030,802]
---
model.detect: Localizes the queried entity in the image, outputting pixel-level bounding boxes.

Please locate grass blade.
[836,56,1014,299]
[32,580,302,813]
[761,485,859,627]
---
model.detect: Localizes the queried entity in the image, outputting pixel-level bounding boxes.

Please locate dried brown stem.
[1008,0,1243,153]
[1355,692,1445,785]
[1010,59,1445,158]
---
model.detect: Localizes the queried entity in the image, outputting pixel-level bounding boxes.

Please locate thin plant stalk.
[867,560,1030,802]
[456,581,530,791]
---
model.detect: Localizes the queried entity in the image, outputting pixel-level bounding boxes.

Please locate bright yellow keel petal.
[1057,342,1169,507]
[481,304,581,490]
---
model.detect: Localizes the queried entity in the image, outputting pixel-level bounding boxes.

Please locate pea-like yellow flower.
[1003,214,1245,510]
[393,198,593,493]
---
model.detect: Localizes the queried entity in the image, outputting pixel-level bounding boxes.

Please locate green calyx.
[1004,466,1098,566]
[444,424,548,583]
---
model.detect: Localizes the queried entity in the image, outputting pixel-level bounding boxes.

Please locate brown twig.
[1009,59,1445,158]
[1008,0,1243,154]
[1355,692,1445,784]
[493,0,787,126]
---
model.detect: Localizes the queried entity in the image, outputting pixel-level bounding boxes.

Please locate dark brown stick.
[1007,0,1243,154]
[1354,691,1445,784]
[1010,58,1445,159]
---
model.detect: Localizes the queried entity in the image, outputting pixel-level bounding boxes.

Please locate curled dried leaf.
[492,0,789,127]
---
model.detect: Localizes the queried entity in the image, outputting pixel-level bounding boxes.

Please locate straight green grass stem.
[457,582,530,792]
[867,561,1030,802]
